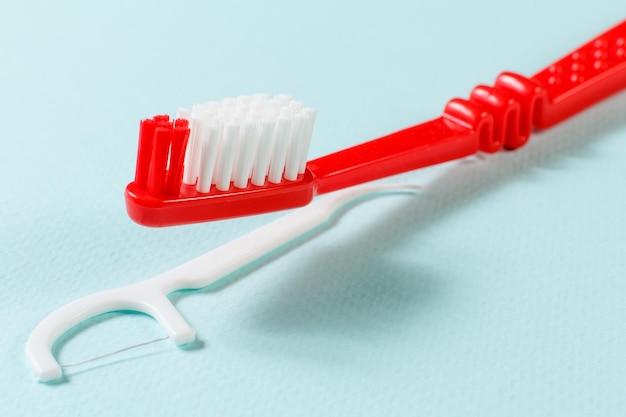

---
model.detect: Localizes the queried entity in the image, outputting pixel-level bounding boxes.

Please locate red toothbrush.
[126,20,626,227]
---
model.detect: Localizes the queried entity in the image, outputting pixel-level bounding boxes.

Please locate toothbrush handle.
[308,19,626,195]
[124,20,626,226]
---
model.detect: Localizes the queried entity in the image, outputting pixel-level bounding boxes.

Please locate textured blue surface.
[1,1,625,416]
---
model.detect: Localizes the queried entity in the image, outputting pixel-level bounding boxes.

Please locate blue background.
[1,1,625,416]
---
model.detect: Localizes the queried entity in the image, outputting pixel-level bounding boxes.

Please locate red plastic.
[126,20,626,227]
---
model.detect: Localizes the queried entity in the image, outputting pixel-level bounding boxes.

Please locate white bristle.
[179,94,316,191]
[214,120,241,191]
[251,118,276,186]
[233,119,259,188]
[252,93,269,102]
[229,117,242,180]
[221,98,236,111]
[176,107,191,120]
[250,101,265,117]
[298,108,316,173]
[203,101,220,112]
[196,123,221,193]
[236,95,252,108]
[182,117,203,185]
[288,100,303,113]
[284,112,304,181]
[275,94,291,106]
[268,112,292,184]
[190,104,203,118]
[266,99,280,115]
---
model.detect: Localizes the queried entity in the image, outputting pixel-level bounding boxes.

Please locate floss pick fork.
[27,183,419,383]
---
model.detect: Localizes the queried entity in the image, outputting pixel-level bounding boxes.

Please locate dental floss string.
[60,336,170,368]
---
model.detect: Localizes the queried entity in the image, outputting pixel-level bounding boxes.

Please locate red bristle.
[153,114,170,123]
[165,122,190,195]
[147,126,172,196]
[174,118,189,129]
[135,119,156,189]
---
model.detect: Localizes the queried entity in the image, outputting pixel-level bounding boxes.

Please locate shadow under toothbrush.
[234,89,626,347]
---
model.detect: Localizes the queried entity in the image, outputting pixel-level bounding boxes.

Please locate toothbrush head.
[125,95,318,227]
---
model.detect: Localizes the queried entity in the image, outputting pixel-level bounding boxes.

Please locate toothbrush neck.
[307,117,479,195]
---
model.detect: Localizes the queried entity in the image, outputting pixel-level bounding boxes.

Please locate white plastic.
[25,183,419,383]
